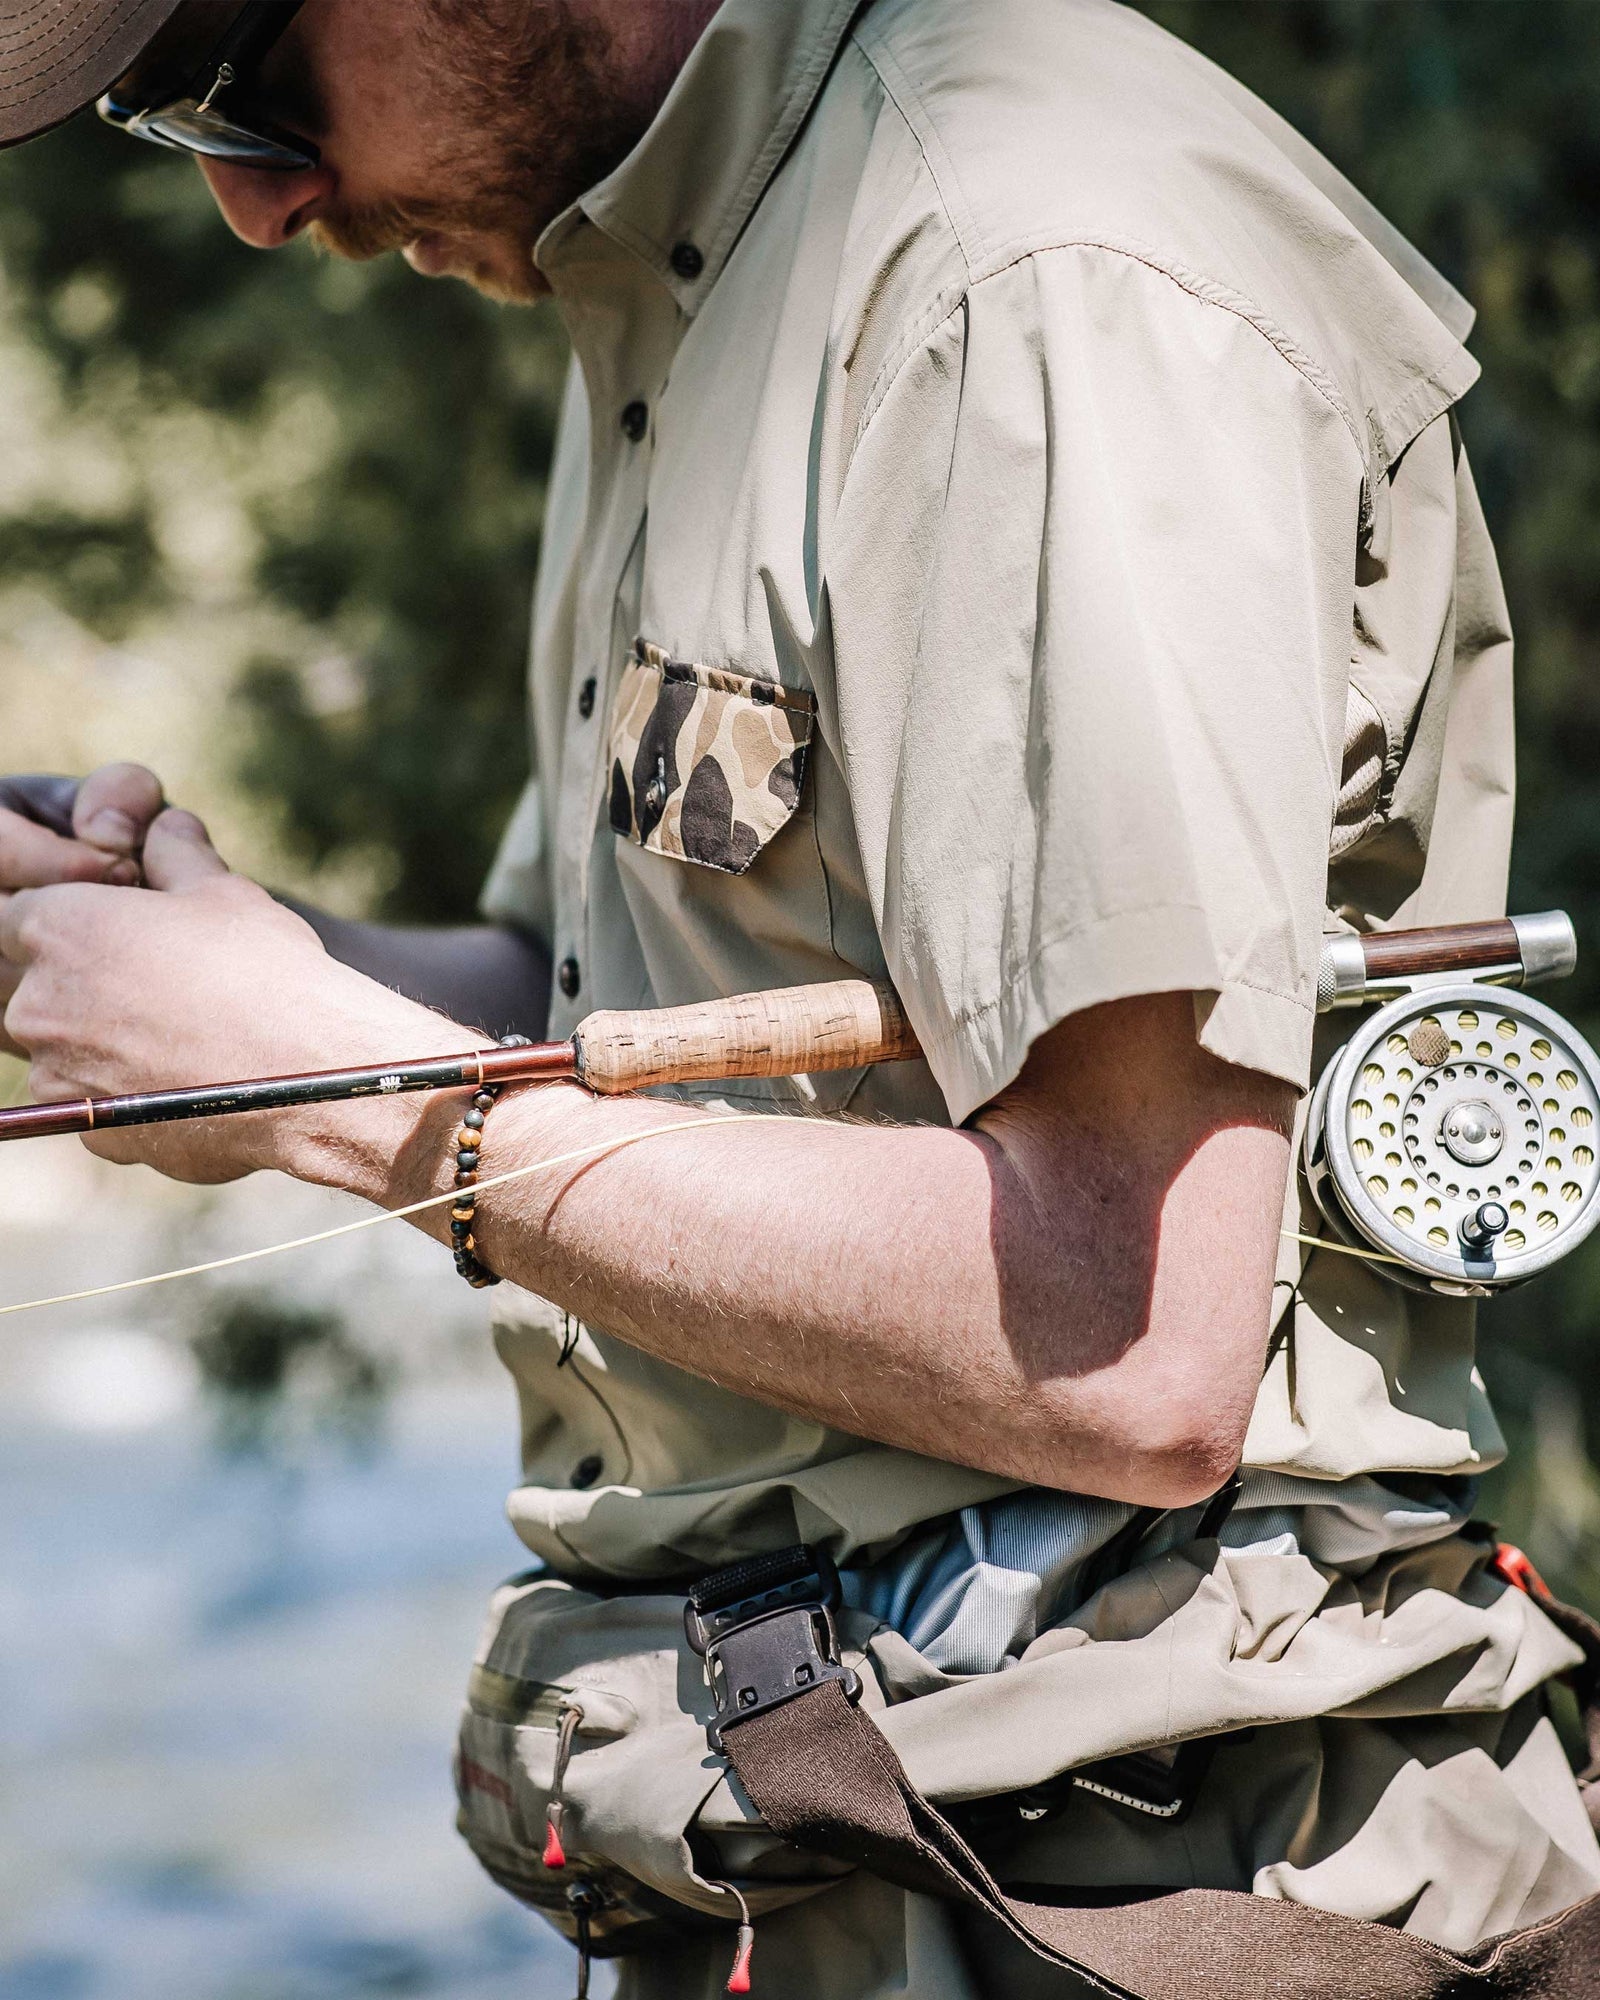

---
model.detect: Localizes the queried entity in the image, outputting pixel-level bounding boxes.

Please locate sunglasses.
[97,1,317,172]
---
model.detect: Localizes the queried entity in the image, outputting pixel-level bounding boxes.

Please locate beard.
[307,1,634,304]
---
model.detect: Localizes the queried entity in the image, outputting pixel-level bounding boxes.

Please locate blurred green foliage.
[1,5,1599,1585]
[1142,0,1600,1607]
[0,113,568,921]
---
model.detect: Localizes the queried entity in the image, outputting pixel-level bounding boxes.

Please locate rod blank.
[0,923,1571,1148]
[0,978,921,1145]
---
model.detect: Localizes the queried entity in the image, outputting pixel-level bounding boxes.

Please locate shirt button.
[570,1454,604,1491]
[620,399,649,442]
[577,676,596,719]
[558,956,581,999]
[670,241,703,280]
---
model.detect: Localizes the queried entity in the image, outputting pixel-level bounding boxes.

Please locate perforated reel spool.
[1304,982,1600,1294]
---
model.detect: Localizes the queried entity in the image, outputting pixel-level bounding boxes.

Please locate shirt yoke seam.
[979,233,1367,461]
[848,234,1371,498]
[875,253,1368,483]
[850,26,1369,470]
[852,21,984,280]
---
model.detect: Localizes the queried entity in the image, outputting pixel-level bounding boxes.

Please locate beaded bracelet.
[450,1035,531,1289]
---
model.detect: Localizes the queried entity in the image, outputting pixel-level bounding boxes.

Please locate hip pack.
[454,1538,1600,1998]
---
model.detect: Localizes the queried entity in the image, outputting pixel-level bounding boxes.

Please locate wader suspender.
[689,1545,1600,2000]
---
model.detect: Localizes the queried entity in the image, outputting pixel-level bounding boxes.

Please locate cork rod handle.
[573,980,923,1094]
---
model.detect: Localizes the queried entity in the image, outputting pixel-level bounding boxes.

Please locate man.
[1,2,1597,1995]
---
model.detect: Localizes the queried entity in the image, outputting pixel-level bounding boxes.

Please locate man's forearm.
[280,900,551,1041]
[288,995,1289,1507]
[3,820,1286,1503]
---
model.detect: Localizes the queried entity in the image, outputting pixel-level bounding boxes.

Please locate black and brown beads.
[450,1036,531,1288]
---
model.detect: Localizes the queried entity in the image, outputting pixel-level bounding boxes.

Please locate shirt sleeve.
[822,243,1367,1123]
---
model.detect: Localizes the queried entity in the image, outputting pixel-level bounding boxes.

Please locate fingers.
[73,762,166,858]
[0,934,20,1055]
[0,885,42,968]
[140,809,230,892]
[0,775,79,838]
[0,809,136,891]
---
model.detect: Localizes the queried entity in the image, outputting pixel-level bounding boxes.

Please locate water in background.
[0,1146,598,1999]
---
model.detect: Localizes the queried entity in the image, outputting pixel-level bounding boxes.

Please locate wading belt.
[689,1544,1600,2000]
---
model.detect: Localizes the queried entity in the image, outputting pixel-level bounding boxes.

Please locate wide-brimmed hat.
[0,0,186,148]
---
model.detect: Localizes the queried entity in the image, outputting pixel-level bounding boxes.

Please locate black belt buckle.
[685,1543,862,1752]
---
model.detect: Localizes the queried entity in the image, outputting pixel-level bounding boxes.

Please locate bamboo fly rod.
[0,914,1576,1147]
[0,979,923,1144]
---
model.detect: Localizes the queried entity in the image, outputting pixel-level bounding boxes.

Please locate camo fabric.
[607,641,815,875]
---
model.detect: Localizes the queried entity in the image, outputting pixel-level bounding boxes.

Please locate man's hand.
[0,763,167,862]
[0,760,550,1049]
[0,764,169,1055]
[1,809,479,1184]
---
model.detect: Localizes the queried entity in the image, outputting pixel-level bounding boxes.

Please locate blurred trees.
[190,1291,392,1455]
[1,5,1599,1579]
[1144,0,1600,1605]
[0,112,567,920]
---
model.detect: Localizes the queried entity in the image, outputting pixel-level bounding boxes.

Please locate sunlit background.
[4,3,1600,1995]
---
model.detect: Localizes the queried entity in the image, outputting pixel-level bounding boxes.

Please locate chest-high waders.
[687,1535,1600,2000]
[434,916,1600,1995]
[544,916,1600,1995]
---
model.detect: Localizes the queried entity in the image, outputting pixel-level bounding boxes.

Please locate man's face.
[195,0,627,303]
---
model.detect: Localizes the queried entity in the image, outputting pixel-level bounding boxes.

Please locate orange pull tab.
[542,1698,583,1870]
[726,1923,755,1993]
[1494,1542,1553,1602]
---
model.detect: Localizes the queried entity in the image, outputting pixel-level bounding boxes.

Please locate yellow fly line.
[1281,1228,1407,1269]
[0,1115,1403,1320]
[0,1114,764,1319]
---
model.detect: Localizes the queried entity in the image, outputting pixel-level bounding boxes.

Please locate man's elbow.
[1119,1414,1249,1510]
[1021,1379,1253,1509]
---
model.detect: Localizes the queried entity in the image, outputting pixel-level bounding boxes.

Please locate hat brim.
[0,0,188,148]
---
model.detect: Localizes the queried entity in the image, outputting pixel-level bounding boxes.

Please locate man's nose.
[198,157,336,248]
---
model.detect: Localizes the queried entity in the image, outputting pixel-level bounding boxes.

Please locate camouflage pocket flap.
[607,641,816,876]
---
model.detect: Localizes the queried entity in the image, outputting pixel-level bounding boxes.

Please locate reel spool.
[1305,913,1600,1295]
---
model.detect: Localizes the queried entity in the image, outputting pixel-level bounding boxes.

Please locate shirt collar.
[535,0,863,310]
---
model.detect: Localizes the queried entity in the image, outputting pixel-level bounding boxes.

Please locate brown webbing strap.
[721,1679,1600,1999]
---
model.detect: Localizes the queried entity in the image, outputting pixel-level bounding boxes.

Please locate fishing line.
[1280,1229,1406,1268]
[0,1112,1398,1319]
[0,1113,766,1319]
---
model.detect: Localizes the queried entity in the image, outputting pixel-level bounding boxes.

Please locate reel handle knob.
[1460,1201,1511,1258]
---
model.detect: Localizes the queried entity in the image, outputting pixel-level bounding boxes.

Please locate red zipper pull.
[726,1923,755,1993]
[543,1698,583,1870]
[1494,1542,1553,1602]
[711,1879,755,1993]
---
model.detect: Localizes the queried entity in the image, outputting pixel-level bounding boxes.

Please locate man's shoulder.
[854,0,1374,282]
[850,0,1475,469]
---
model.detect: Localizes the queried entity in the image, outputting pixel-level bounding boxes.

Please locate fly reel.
[1305,912,1600,1295]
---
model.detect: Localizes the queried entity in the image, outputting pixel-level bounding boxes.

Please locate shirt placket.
[546,256,685,1034]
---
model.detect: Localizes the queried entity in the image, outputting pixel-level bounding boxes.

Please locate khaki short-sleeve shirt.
[480,0,1516,1582]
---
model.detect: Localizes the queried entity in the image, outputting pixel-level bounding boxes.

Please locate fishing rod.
[0,916,1576,1144]
[0,912,1575,1145]
[2,913,1596,1300]
[0,979,923,1141]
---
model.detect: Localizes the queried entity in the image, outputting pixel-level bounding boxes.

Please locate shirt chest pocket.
[606,641,816,876]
